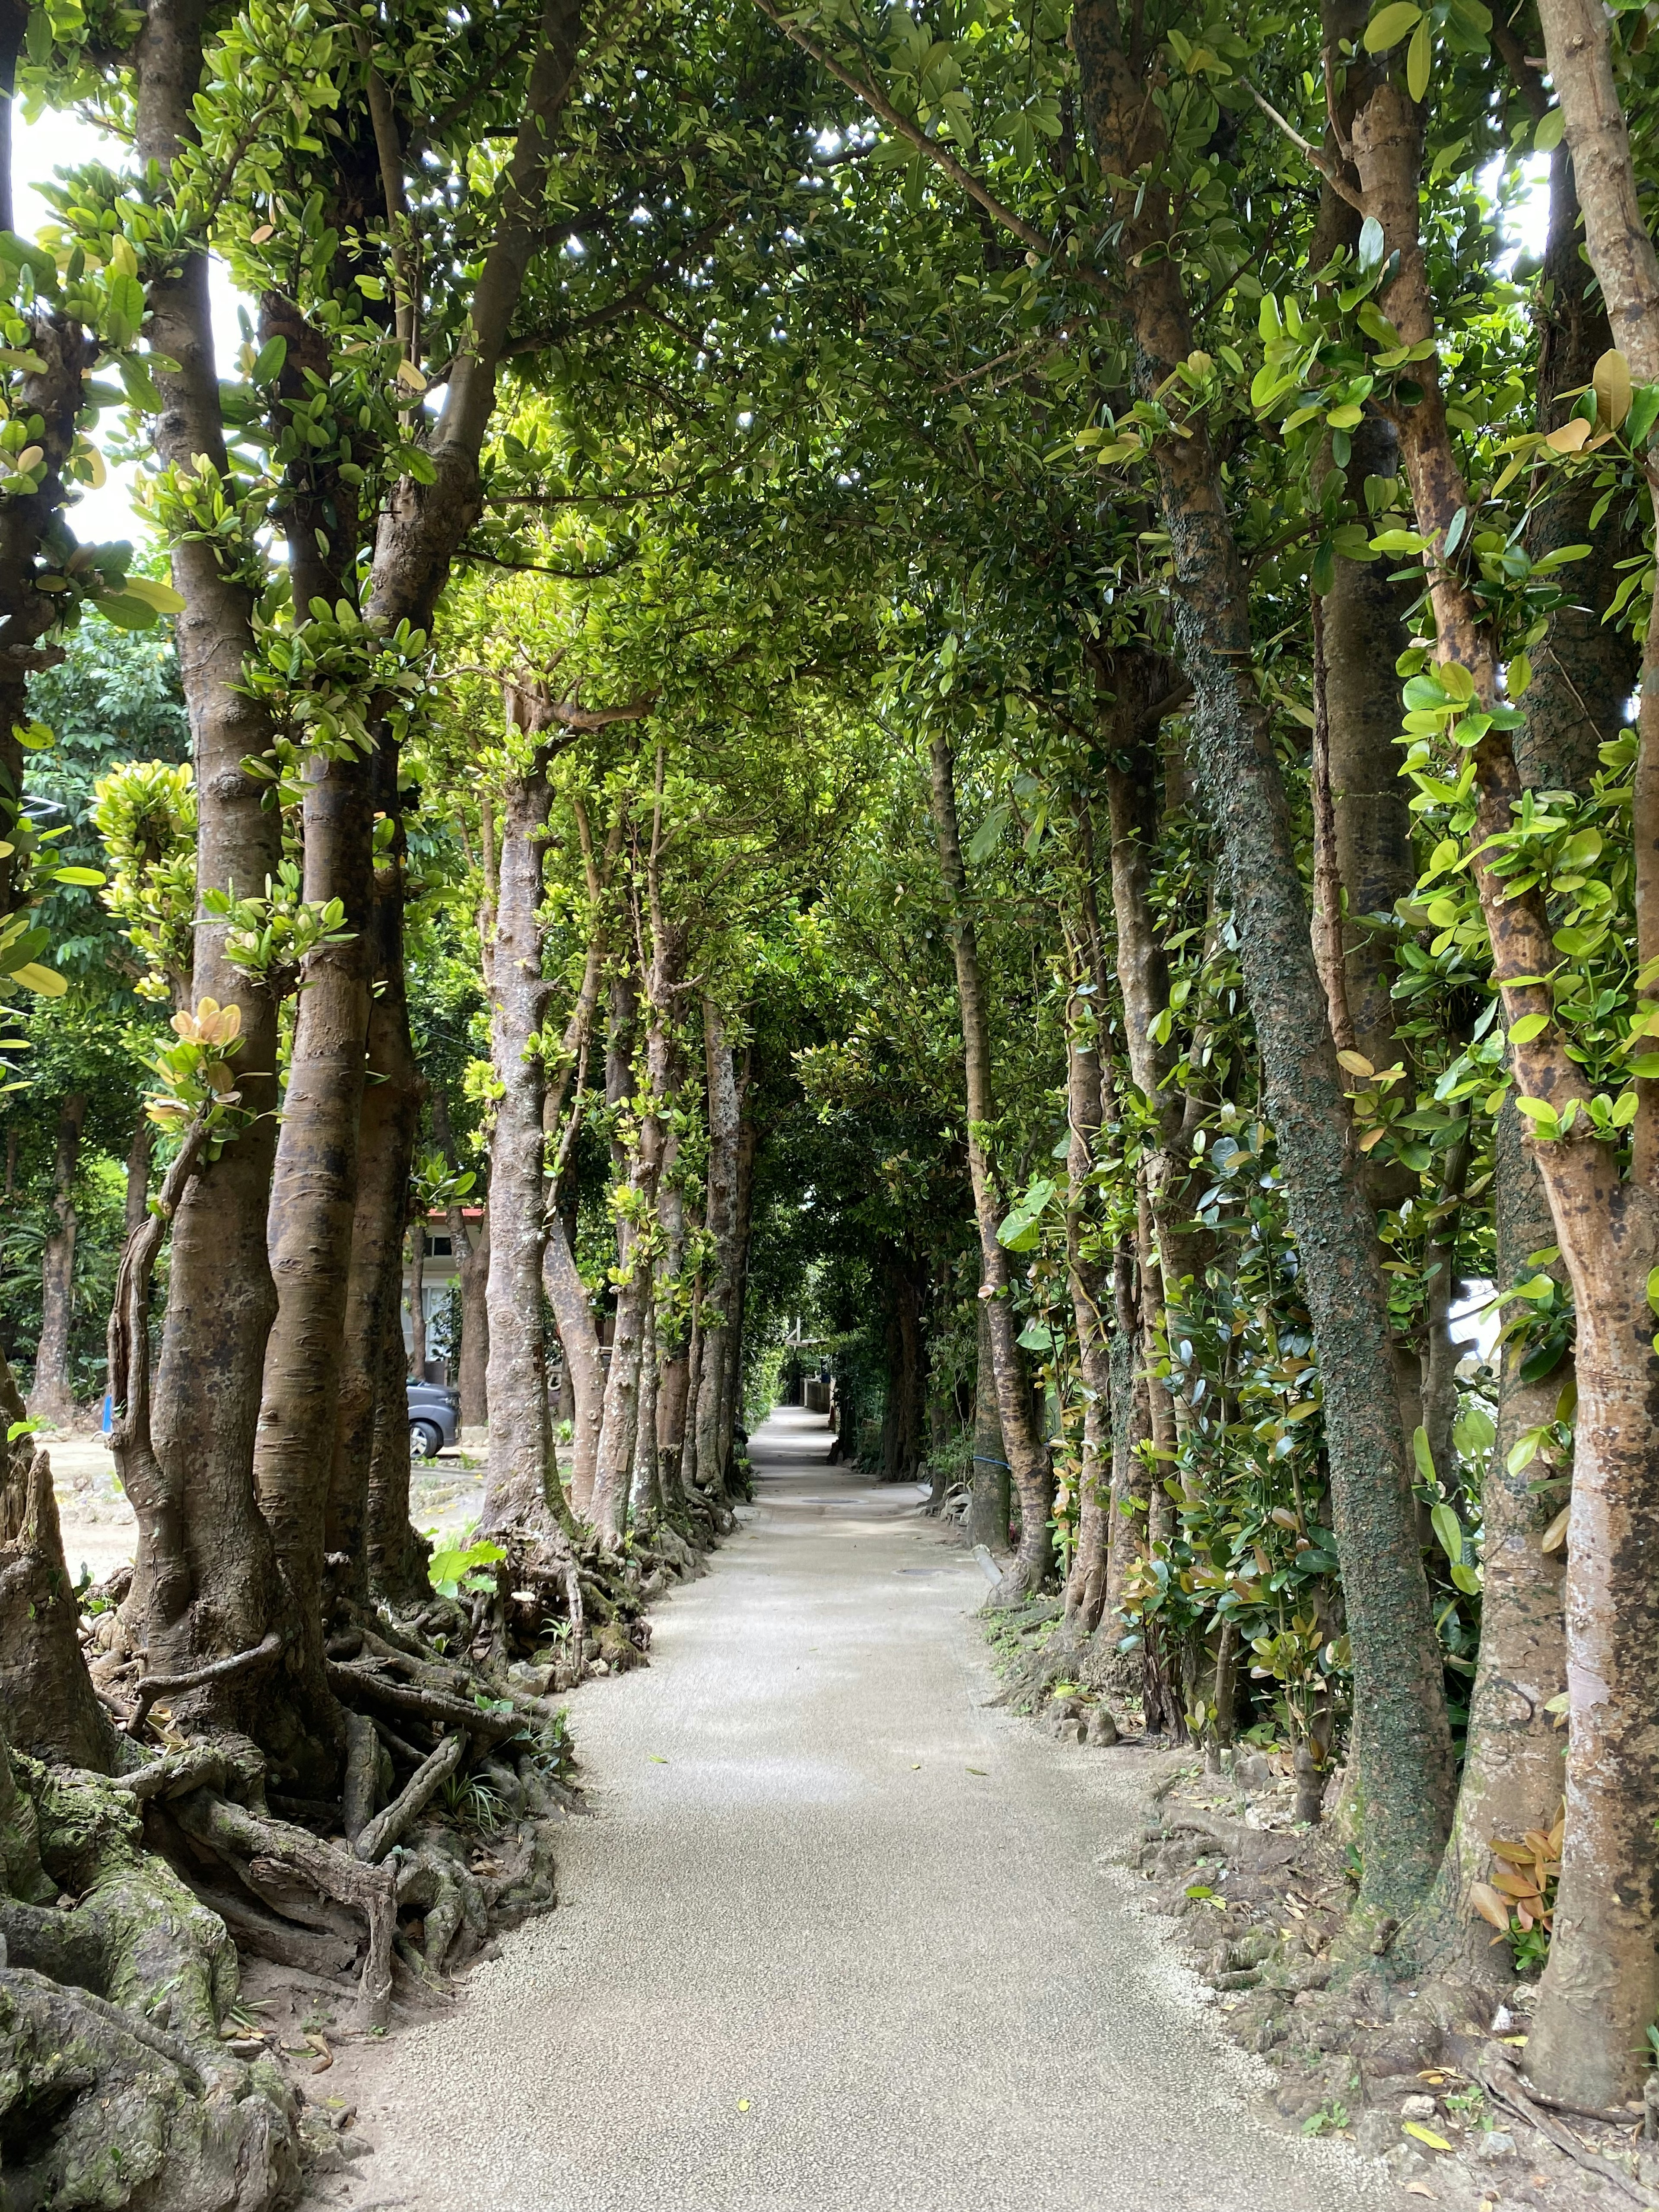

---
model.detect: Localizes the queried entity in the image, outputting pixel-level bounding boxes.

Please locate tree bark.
[590,915,686,1545]
[1472,0,1659,2099]
[122,1113,153,1244]
[407,1219,427,1382]
[929,732,1054,1593]
[453,1203,489,1433]
[1062,959,1112,1633]
[133,0,287,1729]
[690,1002,741,1500]
[327,865,420,1615]
[967,1297,1011,1553]
[544,1211,604,1514]
[479,729,570,1541]
[1073,5,1455,1911]
[29,1093,85,1424]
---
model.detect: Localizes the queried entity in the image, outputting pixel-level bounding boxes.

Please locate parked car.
[407,1381,461,1460]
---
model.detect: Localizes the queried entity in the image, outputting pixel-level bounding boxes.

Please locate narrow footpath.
[336,1408,1382,2212]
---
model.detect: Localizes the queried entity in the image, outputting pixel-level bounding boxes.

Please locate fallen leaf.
[649,1755,668,1764]
[1404,2187,1436,2201]
[910,1763,922,1770]
[1403,2121,1451,2151]
[966,1767,987,1776]
[737,2099,750,2112]
[1500,2033,1529,2046]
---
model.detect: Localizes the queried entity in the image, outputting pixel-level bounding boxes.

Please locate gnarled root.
[0,1748,298,2212]
[0,1967,298,2212]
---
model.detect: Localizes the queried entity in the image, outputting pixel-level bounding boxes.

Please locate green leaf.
[966,803,1010,864]
[51,866,105,886]
[1534,107,1564,152]
[1413,1425,1436,1482]
[1507,1011,1549,1044]
[252,334,288,384]
[1357,215,1385,273]
[1430,1499,1463,1564]
[12,962,65,996]
[1364,1,1422,48]
[1406,14,1432,97]
[118,575,187,615]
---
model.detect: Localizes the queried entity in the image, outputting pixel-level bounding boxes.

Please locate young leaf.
[1364,0,1422,48]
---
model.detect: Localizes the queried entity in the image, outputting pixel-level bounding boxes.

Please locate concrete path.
[338,1407,1381,2212]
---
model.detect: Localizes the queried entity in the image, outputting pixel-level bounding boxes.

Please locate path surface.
[339,1408,1381,2212]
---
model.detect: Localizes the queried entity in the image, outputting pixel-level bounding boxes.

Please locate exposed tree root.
[0,1478,723,2208]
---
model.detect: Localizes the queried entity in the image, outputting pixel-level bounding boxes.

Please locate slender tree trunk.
[454,1205,489,1434]
[591,919,686,1544]
[929,732,1053,1593]
[407,1220,427,1381]
[479,730,570,1541]
[251,742,375,1753]
[130,1,289,1732]
[1095,1237,1150,1638]
[719,1093,758,1475]
[327,867,419,1615]
[655,1123,691,1498]
[122,1113,153,1243]
[967,1298,1011,1552]
[545,1213,604,1514]
[1062,960,1112,1631]
[680,1297,704,1500]
[1354,33,1659,2091]
[631,1287,661,1523]
[691,1003,741,1499]
[1073,6,1455,1910]
[29,1093,85,1424]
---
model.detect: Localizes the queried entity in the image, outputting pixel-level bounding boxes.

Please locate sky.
[13,104,250,545]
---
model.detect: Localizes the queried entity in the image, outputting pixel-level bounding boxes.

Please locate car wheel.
[410,1419,443,1461]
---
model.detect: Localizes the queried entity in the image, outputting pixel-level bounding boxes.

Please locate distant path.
[337,1407,1380,2212]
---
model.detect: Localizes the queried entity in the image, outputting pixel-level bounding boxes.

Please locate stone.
[1234,1753,1272,1788]
[1353,2110,1395,2156]
[1086,1706,1120,1747]
[1472,2130,1516,2161]
[1400,2094,1437,2121]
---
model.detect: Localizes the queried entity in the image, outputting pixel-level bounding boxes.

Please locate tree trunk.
[1353,36,1659,2094]
[929,732,1054,1593]
[251,739,375,1756]
[122,1113,153,1243]
[1073,7,1454,1910]
[591,918,686,1545]
[454,1203,489,1434]
[1062,960,1112,1632]
[479,734,570,1540]
[29,1093,85,1424]
[967,1298,1010,1553]
[1459,0,1659,2095]
[690,1002,741,1500]
[631,1288,661,1524]
[407,1219,427,1381]
[133,0,288,1730]
[544,1213,604,1515]
[719,1093,758,1476]
[327,867,420,1616]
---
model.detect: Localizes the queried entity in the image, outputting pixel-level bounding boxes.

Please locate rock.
[1383,2145,1435,2186]
[1254,2016,1287,2053]
[1286,1958,1332,1992]
[1353,2018,1442,2078]
[1473,2130,1516,2161]
[1353,2110,1396,2157]
[1086,1706,1120,1747]
[1233,1753,1272,1788]
[1399,2094,1437,2121]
